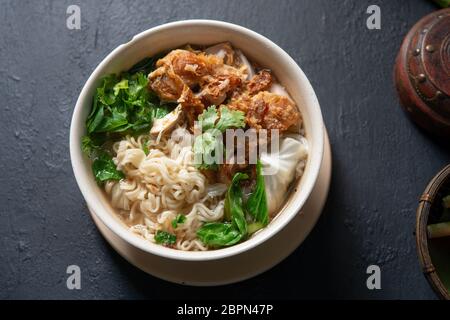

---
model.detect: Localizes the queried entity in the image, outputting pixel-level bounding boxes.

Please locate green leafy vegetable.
[197,105,245,133]
[197,223,243,247]
[439,194,450,224]
[92,152,124,183]
[197,172,249,247]
[197,160,270,247]
[193,106,245,170]
[113,79,128,96]
[82,57,175,184]
[86,72,172,136]
[224,172,249,235]
[81,135,97,156]
[151,104,172,119]
[171,214,187,229]
[443,195,450,209]
[428,221,450,239]
[142,139,150,156]
[247,222,264,235]
[193,129,222,170]
[81,134,108,158]
[432,0,450,8]
[96,75,117,106]
[198,106,219,131]
[215,106,246,132]
[246,160,269,226]
[154,230,176,245]
[428,194,450,239]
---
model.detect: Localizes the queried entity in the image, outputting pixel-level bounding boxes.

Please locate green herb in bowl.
[432,0,450,8]
[428,195,450,238]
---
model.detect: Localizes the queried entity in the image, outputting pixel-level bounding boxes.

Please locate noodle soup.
[81,43,308,251]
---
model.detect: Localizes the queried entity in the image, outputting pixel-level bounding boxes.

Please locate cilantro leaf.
[193,106,245,170]
[142,139,149,156]
[85,71,174,137]
[81,135,97,156]
[113,79,129,96]
[92,152,124,183]
[215,106,246,132]
[154,230,176,245]
[198,106,219,131]
[171,214,187,229]
[193,129,223,170]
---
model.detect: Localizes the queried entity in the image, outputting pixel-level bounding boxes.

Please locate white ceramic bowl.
[70,20,324,262]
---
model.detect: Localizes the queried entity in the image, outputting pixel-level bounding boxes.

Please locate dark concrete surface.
[0,0,449,299]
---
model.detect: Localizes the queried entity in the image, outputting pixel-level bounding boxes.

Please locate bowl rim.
[70,19,324,261]
[416,164,450,300]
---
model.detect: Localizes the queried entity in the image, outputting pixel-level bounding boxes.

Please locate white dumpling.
[235,49,255,80]
[260,137,308,215]
[204,42,234,61]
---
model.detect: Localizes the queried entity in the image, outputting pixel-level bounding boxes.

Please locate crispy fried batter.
[148,66,185,102]
[178,85,205,129]
[228,91,251,114]
[157,50,211,87]
[198,73,242,106]
[247,70,273,95]
[246,91,300,132]
[148,49,245,107]
[148,45,300,135]
[198,77,230,106]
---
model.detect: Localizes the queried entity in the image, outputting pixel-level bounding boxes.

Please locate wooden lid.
[394,8,450,138]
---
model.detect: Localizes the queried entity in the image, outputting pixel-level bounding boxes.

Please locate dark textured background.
[1,0,449,299]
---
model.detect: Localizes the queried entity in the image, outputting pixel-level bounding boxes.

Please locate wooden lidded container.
[416,164,450,300]
[394,8,450,138]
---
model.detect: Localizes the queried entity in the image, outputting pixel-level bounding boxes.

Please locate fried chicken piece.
[178,85,204,110]
[198,73,242,106]
[148,50,219,102]
[227,91,251,114]
[149,48,245,107]
[197,77,230,106]
[246,91,300,132]
[159,49,210,87]
[212,63,247,82]
[178,85,205,129]
[198,62,246,106]
[148,66,185,102]
[247,70,273,95]
[227,70,273,113]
